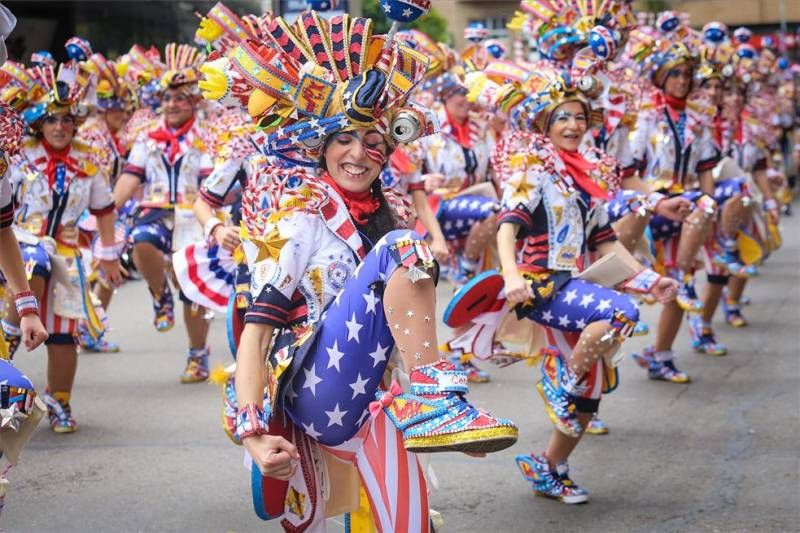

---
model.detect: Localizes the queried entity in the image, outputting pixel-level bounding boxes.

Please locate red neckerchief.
[712,114,723,147]
[656,92,688,123]
[445,109,472,148]
[557,148,609,200]
[148,115,195,163]
[42,139,82,187]
[734,117,744,144]
[320,171,381,225]
[110,130,124,155]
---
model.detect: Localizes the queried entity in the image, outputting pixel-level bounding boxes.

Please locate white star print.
[303,364,323,396]
[596,299,612,312]
[368,342,389,367]
[382,2,391,13]
[541,310,554,322]
[563,289,578,305]
[325,403,348,427]
[326,340,345,372]
[303,422,322,439]
[345,313,363,343]
[579,293,595,308]
[402,7,413,17]
[350,373,369,399]
[558,314,571,328]
[363,290,379,315]
[575,318,587,329]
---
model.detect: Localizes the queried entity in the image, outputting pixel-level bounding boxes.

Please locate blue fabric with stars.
[130,214,173,254]
[19,242,52,279]
[284,229,429,447]
[520,278,639,333]
[712,177,745,206]
[648,190,704,242]
[606,189,644,224]
[437,194,497,240]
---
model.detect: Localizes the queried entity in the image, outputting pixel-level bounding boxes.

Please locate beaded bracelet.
[95,244,121,262]
[14,291,40,317]
[235,402,270,440]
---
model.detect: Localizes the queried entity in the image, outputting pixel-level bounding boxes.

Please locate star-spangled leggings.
[437,194,498,240]
[285,229,433,447]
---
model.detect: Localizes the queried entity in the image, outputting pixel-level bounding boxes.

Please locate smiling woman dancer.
[199,8,518,530]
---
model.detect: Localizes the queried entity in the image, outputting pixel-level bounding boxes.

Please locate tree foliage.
[362,0,450,44]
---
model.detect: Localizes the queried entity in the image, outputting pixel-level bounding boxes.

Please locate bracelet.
[626,194,649,217]
[764,198,778,211]
[235,402,270,440]
[620,268,661,294]
[204,218,223,242]
[14,290,40,317]
[95,243,120,262]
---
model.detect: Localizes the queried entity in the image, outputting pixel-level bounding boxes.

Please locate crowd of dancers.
[0,0,795,530]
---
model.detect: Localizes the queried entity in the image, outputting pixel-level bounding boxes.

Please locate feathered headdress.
[161,43,206,90]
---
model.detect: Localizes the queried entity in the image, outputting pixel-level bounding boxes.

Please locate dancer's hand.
[245,434,300,481]
[654,196,692,221]
[100,259,127,287]
[430,236,449,263]
[650,276,679,304]
[20,314,48,351]
[424,173,445,193]
[212,225,241,251]
[503,272,533,305]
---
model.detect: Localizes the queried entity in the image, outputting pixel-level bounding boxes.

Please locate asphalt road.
[4,220,799,532]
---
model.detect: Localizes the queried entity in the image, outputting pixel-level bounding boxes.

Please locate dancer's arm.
[193,196,239,250]
[236,322,299,480]
[497,223,532,305]
[596,240,677,303]
[411,189,448,262]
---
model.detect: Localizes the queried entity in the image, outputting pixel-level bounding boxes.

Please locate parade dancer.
[200,9,518,529]
[465,66,677,503]
[622,15,721,383]
[1,61,124,432]
[113,44,215,383]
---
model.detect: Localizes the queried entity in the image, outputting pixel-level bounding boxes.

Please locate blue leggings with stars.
[520,278,639,333]
[285,229,432,447]
[437,194,497,240]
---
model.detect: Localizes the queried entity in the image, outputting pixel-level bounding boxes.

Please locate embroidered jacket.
[495,135,617,272]
[404,106,492,191]
[716,112,768,174]
[122,117,213,208]
[8,138,114,247]
[0,154,12,228]
[623,93,720,192]
[78,116,125,184]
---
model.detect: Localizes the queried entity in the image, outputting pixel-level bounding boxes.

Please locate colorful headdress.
[199,8,436,166]
[195,2,259,54]
[0,61,46,112]
[65,36,93,62]
[695,22,733,86]
[83,53,137,111]
[161,43,205,90]
[30,50,55,68]
[0,61,89,126]
[467,64,590,133]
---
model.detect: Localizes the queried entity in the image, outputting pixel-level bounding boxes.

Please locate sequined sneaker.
[150,284,175,332]
[631,321,650,337]
[449,354,491,383]
[180,348,210,383]
[538,349,583,437]
[585,414,609,435]
[515,453,588,504]
[676,279,703,313]
[77,323,121,353]
[722,298,748,328]
[376,360,518,454]
[688,316,727,356]
[42,392,77,434]
[555,460,590,502]
[712,250,756,279]
[632,348,691,383]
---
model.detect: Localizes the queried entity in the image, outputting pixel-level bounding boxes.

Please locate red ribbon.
[368,380,403,419]
[556,149,609,200]
[42,139,82,187]
[148,115,195,163]
[445,108,472,148]
[320,171,381,225]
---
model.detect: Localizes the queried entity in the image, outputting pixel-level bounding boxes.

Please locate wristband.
[204,218,223,242]
[14,291,39,317]
[95,244,120,262]
[764,198,778,211]
[235,402,270,440]
[620,268,661,294]
[626,194,649,217]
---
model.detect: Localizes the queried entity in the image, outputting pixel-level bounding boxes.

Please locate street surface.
[4,221,799,532]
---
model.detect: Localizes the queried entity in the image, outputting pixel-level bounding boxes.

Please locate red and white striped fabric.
[172,242,235,313]
[324,411,430,532]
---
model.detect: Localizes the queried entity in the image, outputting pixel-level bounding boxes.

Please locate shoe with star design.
[515,453,588,504]
[585,414,609,435]
[538,349,583,438]
[376,360,517,454]
[42,392,77,434]
[181,348,210,383]
[687,316,727,356]
[449,354,491,383]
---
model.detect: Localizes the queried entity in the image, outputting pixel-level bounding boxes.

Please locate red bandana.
[42,139,82,187]
[557,149,609,200]
[445,109,472,148]
[321,172,381,225]
[148,115,195,163]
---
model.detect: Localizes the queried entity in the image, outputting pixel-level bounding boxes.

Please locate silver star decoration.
[405,266,430,283]
[0,403,25,431]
